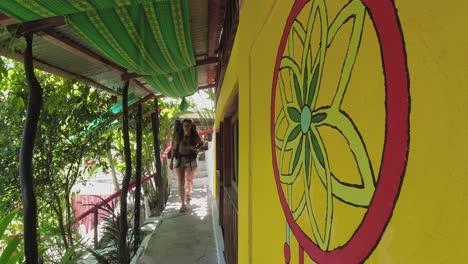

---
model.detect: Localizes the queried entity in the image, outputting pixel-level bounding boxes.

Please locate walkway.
[138,162,218,264]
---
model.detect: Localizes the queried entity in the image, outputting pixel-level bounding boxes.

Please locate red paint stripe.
[299,246,305,264]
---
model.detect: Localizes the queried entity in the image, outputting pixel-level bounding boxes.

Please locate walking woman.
[169,120,183,157]
[170,119,206,212]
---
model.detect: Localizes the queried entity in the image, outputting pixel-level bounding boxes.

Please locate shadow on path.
[138,167,217,264]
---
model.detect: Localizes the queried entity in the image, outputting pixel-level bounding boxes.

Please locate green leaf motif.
[303,67,308,104]
[311,132,325,166]
[293,73,303,107]
[311,113,327,123]
[288,125,301,142]
[307,66,320,105]
[305,135,311,182]
[292,136,303,171]
[287,107,301,123]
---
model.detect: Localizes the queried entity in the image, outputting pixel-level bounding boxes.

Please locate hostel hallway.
[138,161,223,264]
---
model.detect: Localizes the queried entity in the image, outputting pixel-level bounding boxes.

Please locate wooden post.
[20,33,42,264]
[94,208,98,249]
[150,99,164,212]
[118,80,131,264]
[134,105,142,250]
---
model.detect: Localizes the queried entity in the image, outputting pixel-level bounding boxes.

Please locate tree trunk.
[53,194,69,249]
[134,105,142,251]
[107,147,119,192]
[150,99,164,212]
[20,33,42,264]
[65,190,74,247]
[118,81,131,264]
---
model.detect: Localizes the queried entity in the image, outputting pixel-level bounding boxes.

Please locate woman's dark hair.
[173,119,182,136]
[172,119,183,144]
[181,119,200,146]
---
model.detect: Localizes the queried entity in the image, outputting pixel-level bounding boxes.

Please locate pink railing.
[73,128,214,246]
[74,173,156,223]
[7,129,214,240]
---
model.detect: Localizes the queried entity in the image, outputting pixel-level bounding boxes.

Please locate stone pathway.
[138,164,218,264]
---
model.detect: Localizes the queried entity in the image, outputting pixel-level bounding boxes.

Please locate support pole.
[150,99,164,212]
[94,208,98,249]
[20,33,42,264]
[134,105,142,250]
[118,80,131,264]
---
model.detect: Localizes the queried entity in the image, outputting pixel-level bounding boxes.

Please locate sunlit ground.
[163,184,209,220]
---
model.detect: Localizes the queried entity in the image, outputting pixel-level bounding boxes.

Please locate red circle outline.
[270,0,409,262]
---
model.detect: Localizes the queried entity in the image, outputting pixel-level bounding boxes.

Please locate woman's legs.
[185,167,196,202]
[176,167,186,210]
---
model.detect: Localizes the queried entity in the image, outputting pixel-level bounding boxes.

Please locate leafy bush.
[0,213,23,264]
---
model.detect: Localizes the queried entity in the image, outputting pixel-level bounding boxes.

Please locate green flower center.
[300,105,312,133]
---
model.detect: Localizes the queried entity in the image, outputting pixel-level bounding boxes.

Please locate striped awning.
[0,0,198,98]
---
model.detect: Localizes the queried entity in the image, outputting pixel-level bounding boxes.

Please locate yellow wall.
[216,0,468,263]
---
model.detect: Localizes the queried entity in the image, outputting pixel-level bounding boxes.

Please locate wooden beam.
[6,51,121,97]
[99,93,158,130]
[197,57,219,66]
[128,93,154,112]
[143,109,156,118]
[16,16,66,36]
[198,83,216,90]
[121,72,144,81]
[0,13,17,26]
[208,0,223,57]
[207,0,224,93]
[39,30,153,95]
[121,57,219,81]
[133,80,153,95]
[2,14,150,96]
[41,30,125,72]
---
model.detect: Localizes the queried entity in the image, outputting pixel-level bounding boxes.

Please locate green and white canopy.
[0,0,202,98]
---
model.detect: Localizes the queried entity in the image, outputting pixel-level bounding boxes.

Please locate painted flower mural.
[271,0,409,263]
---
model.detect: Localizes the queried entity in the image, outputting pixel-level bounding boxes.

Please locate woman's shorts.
[176,160,198,169]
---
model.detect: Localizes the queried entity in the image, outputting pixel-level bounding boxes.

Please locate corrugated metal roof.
[198,64,209,85]
[30,34,146,96]
[189,0,209,57]
[1,0,213,99]
[189,0,210,94]
[55,25,106,62]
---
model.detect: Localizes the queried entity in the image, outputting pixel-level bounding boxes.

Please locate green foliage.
[0,53,187,262]
[0,26,26,55]
[0,56,115,260]
[178,97,189,112]
[59,243,86,264]
[0,212,23,264]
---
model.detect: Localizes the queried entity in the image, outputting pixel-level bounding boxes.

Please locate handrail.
[73,173,156,223]
[200,128,214,136]
[10,129,214,240]
[74,128,214,223]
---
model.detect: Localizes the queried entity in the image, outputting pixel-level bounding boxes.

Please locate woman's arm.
[170,139,176,170]
[195,136,208,151]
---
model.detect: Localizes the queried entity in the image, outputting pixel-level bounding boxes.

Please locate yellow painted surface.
[215,0,468,263]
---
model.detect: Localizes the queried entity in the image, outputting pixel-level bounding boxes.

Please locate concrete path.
[138,163,218,264]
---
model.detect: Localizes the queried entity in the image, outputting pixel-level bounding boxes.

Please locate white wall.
[205,141,215,196]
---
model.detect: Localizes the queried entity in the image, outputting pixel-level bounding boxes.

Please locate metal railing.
[73,129,214,246]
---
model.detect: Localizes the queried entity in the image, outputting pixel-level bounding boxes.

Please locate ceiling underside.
[0,0,221,99]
